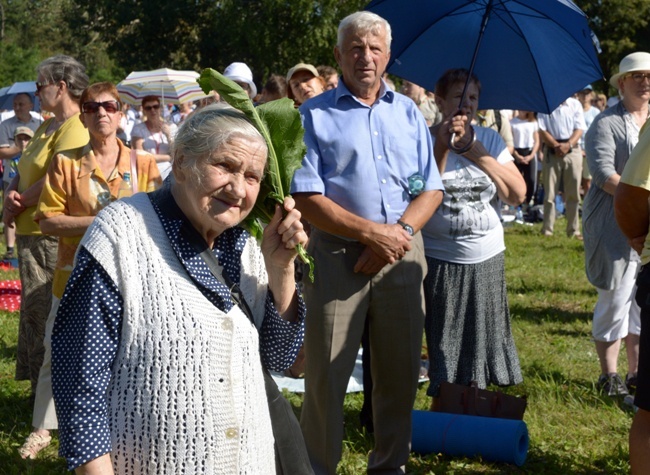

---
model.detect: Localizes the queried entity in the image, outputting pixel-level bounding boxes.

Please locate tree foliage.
[577,0,650,95]
[3,0,650,101]
[61,0,366,86]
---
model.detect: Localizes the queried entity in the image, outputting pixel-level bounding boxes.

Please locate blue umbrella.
[366,0,604,114]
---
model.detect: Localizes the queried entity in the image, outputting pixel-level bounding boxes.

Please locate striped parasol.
[117,68,208,106]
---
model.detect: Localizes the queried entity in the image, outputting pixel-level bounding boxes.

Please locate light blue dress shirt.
[290,79,443,226]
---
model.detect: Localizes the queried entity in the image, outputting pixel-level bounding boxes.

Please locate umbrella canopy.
[117,68,207,106]
[366,0,604,113]
[6,81,37,95]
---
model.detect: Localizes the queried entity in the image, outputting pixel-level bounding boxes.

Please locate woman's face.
[289,71,325,105]
[436,81,480,120]
[35,74,61,112]
[80,92,123,140]
[142,100,162,121]
[620,71,650,104]
[177,136,267,242]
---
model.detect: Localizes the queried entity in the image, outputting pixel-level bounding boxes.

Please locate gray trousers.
[299,229,426,474]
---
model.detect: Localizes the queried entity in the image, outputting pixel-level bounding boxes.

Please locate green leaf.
[257,98,307,205]
[198,68,314,280]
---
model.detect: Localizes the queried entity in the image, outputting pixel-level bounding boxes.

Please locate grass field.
[0,221,635,474]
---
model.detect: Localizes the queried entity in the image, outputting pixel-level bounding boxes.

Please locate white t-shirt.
[510,117,539,149]
[537,97,586,141]
[422,127,513,264]
[131,121,177,179]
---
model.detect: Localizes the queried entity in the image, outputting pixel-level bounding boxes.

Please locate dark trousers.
[635,265,650,410]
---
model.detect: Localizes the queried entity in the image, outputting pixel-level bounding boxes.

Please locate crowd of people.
[1,8,650,475]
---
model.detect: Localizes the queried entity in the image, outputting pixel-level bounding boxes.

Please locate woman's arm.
[615,182,650,254]
[52,248,122,472]
[75,454,114,475]
[39,215,95,237]
[261,196,308,320]
[530,129,541,159]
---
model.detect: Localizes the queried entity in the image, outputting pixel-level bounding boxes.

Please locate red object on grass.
[0,279,21,312]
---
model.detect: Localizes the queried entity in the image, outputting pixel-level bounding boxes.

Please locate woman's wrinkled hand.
[262,196,308,270]
[437,110,471,151]
[3,190,25,229]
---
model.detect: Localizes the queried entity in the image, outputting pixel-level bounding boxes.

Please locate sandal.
[18,432,52,460]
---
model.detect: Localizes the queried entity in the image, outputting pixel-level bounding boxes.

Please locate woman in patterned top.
[51,104,308,474]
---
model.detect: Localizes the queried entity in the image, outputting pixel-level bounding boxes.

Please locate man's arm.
[0,145,20,160]
[292,192,411,264]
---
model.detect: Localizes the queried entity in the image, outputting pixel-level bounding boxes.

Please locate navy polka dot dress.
[51,190,305,470]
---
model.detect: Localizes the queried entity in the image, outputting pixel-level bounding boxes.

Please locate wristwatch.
[397,220,414,236]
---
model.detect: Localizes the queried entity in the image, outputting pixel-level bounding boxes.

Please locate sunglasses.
[35,81,55,92]
[626,72,650,83]
[82,101,121,114]
[143,104,161,111]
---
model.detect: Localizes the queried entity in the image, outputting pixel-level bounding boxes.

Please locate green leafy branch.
[198,68,314,281]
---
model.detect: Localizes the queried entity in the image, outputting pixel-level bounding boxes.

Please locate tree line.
[1,0,649,99]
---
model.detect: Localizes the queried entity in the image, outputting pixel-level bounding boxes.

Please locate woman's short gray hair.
[37,55,89,101]
[337,11,392,52]
[171,103,267,186]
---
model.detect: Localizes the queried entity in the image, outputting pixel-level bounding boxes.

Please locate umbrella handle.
[448,126,476,154]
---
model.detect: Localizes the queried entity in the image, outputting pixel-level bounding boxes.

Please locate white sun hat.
[610,52,650,88]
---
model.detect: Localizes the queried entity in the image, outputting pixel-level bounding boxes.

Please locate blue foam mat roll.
[411,410,529,466]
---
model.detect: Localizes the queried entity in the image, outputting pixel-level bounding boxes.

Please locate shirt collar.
[78,138,130,180]
[334,78,394,106]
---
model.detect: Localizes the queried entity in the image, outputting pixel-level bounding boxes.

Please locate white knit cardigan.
[81,193,275,474]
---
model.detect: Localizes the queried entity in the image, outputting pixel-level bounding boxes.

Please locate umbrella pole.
[450,0,494,151]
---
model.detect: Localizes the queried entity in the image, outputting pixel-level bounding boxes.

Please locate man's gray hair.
[37,55,89,101]
[337,11,392,52]
[171,103,267,186]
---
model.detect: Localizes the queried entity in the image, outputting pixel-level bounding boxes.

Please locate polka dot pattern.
[51,192,306,470]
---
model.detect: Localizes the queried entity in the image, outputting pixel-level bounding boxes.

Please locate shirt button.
[225,427,238,439]
[386,204,391,208]
[381,179,387,184]
[222,320,233,331]
[377,155,382,160]
[374,131,378,136]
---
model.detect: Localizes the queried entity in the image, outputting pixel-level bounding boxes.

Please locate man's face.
[334,26,390,97]
[13,94,33,120]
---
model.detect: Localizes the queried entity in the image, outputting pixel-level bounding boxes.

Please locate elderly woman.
[22,81,162,460]
[286,63,326,107]
[131,95,177,179]
[51,104,307,474]
[583,52,650,397]
[423,68,526,406]
[1,55,90,459]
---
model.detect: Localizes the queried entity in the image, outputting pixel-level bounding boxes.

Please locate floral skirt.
[424,252,523,397]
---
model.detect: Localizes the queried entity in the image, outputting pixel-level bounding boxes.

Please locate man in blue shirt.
[291,11,444,474]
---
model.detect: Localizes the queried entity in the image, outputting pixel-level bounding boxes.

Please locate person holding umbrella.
[423,68,526,408]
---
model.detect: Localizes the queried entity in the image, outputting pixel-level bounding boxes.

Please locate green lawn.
[0,222,634,474]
